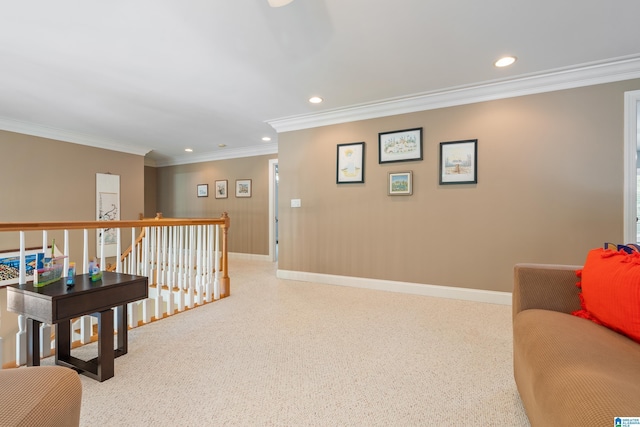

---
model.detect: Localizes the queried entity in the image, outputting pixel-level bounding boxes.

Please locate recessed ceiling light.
[185,148,193,152]
[309,96,323,104]
[494,56,517,67]
[262,137,272,142]
[218,144,227,148]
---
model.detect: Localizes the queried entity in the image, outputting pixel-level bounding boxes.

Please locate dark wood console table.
[7,271,148,382]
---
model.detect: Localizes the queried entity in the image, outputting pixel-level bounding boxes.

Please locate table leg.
[115,304,128,356]
[26,318,41,366]
[55,320,71,365]
[97,309,114,381]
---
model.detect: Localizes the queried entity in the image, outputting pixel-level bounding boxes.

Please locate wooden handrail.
[0,216,228,232]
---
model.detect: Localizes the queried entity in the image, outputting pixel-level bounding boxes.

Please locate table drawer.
[55,280,148,320]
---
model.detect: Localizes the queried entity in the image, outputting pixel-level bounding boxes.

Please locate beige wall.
[0,130,145,366]
[277,79,640,293]
[144,165,158,218]
[155,153,277,255]
[0,130,145,254]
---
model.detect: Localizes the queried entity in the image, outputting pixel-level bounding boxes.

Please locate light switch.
[291,199,301,208]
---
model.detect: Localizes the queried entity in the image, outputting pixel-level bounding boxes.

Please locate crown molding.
[151,142,279,167]
[267,55,640,133]
[0,116,152,156]
[144,157,158,167]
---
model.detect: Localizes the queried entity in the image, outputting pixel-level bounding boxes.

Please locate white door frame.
[623,90,640,243]
[268,158,279,262]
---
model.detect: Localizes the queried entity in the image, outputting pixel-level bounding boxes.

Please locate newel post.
[220,212,230,298]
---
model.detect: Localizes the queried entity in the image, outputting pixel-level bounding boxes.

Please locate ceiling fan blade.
[268,0,295,7]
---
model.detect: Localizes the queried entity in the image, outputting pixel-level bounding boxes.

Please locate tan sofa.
[0,365,82,427]
[513,263,640,426]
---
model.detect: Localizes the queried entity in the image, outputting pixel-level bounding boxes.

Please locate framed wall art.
[378,127,423,164]
[0,248,46,287]
[96,172,120,258]
[439,139,478,185]
[197,184,209,197]
[236,179,252,197]
[388,171,413,196]
[336,142,365,184]
[215,180,228,199]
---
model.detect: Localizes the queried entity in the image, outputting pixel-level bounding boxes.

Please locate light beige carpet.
[46,259,530,426]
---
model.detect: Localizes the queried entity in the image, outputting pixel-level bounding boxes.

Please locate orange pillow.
[573,248,640,343]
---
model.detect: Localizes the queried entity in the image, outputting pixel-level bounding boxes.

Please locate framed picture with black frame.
[378,127,423,164]
[439,139,478,185]
[336,142,365,184]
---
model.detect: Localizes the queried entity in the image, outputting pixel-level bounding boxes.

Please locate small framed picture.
[439,139,478,185]
[378,127,423,164]
[197,184,208,197]
[235,179,252,197]
[388,171,413,195]
[337,142,365,184]
[215,180,228,199]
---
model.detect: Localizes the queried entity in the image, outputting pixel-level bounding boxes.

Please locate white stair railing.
[0,213,230,369]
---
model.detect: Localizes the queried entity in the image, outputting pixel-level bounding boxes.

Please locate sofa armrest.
[513,263,582,320]
[0,366,82,427]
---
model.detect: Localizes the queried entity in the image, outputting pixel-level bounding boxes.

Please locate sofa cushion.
[574,248,640,343]
[514,309,640,426]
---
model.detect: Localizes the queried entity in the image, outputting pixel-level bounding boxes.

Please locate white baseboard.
[276,269,512,305]
[229,252,271,262]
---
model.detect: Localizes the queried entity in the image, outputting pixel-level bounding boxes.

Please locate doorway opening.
[269,159,279,262]
[624,90,640,243]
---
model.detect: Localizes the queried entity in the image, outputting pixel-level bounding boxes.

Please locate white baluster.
[142,228,152,324]
[168,226,172,285]
[126,227,139,328]
[127,301,139,329]
[114,228,122,333]
[38,229,52,355]
[173,226,179,287]
[155,227,163,320]
[63,230,70,277]
[214,224,221,300]
[150,226,156,282]
[40,323,51,358]
[143,228,149,277]
[41,229,54,352]
[83,229,89,274]
[196,225,203,306]
[42,230,48,256]
[164,227,174,316]
[159,226,166,286]
[171,226,183,312]
[80,229,92,344]
[205,225,213,302]
[130,227,137,275]
[100,228,106,271]
[15,315,26,366]
[187,226,195,309]
[19,231,26,285]
[116,228,122,273]
[176,226,185,312]
[15,232,27,366]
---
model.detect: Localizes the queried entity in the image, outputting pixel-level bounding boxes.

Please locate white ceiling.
[1,0,640,166]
